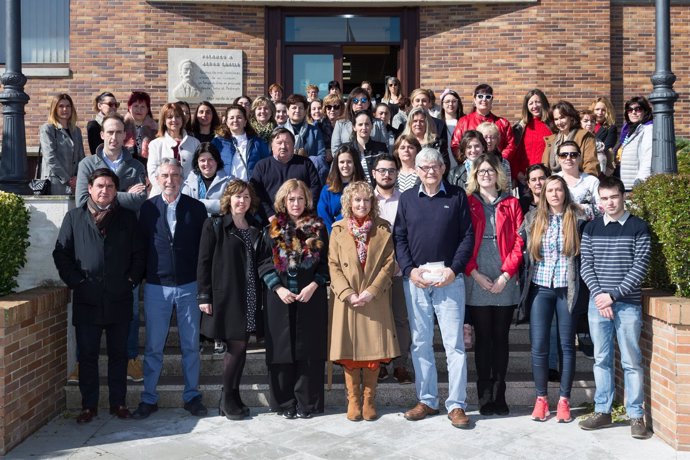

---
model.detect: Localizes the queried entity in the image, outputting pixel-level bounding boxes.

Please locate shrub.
[677,137,690,175]
[628,174,690,297]
[0,192,30,296]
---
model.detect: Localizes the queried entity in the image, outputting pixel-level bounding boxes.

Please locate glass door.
[286,46,342,97]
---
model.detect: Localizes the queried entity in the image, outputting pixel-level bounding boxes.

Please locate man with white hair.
[393,147,475,429]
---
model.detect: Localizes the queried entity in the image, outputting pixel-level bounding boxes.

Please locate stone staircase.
[65,311,596,410]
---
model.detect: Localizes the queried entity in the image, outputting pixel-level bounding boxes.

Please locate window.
[285,16,400,43]
[0,0,69,65]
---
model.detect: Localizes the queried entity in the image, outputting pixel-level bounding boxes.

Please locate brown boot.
[343,367,362,421]
[362,368,379,421]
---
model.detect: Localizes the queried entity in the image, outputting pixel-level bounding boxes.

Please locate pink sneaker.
[531,396,549,421]
[556,398,572,423]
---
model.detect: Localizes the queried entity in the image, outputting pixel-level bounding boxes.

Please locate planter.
[0,286,69,455]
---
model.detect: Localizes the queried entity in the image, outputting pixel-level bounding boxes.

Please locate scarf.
[287,121,309,156]
[87,196,118,236]
[347,216,372,268]
[250,119,275,144]
[549,129,577,171]
[269,212,324,275]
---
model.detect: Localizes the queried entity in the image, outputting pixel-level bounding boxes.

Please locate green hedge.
[0,192,30,296]
[677,137,690,175]
[629,174,690,297]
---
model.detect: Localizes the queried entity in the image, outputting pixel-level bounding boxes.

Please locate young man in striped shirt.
[578,176,651,439]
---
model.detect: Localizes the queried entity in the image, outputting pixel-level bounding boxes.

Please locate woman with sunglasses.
[317,144,366,234]
[520,175,586,423]
[316,93,343,163]
[465,153,524,416]
[381,76,404,118]
[450,84,516,177]
[542,101,599,177]
[614,96,653,191]
[331,87,389,155]
[86,91,119,155]
[555,141,601,220]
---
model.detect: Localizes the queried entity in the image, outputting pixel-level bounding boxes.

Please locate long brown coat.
[328,217,400,362]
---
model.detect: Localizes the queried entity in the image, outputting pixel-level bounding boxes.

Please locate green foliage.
[0,192,30,296]
[628,174,690,297]
[677,137,690,175]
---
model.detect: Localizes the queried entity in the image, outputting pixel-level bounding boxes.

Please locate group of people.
[49,80,653,439]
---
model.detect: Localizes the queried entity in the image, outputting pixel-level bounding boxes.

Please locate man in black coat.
[53,168,145,424]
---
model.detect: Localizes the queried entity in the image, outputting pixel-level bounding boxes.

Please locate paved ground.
[7,405,689,460]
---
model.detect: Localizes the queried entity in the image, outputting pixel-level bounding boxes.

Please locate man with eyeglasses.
[450,84,517,178]
[132,158,209,420]
[372,154,414,385]
[393,147,474,429]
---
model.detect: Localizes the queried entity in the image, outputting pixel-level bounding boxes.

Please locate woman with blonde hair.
[329,181,399,421]
[257,179,329,419]
[464,154,523,416]
[401,107,442,152]
[249,96,276,144]
[520,175,586,423]
[39,93,85,195]
[590,96,617,154]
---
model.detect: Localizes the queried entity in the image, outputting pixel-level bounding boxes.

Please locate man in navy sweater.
[393,147,474,429]
[132,158,209,419]
[578,176,651,439]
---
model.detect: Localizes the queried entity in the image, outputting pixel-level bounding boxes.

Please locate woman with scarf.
[249,96,276,144]
[257,179,329,419]
[328,181,399,421]
[542,101,599,177]
[197,179,262,420]
[123,91,157,167]
[614,96,654,191]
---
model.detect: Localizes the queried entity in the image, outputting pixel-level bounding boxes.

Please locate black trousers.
[468,305,515,397]
[76,321,129,409]
[268,360,325,413]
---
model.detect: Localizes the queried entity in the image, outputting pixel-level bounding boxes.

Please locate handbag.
[514,228,531,325]
[30,146,51,195]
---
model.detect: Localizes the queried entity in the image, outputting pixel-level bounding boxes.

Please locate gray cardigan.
[75,146,148,212]
[330,119,392,154]
[181,170,230,216]
[39,122,85,195]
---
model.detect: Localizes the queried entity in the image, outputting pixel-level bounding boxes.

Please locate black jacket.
[53,204,145,325]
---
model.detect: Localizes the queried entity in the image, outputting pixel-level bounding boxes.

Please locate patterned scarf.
[250,119,276,144]
[86,196,118,236]
[347,216,372,268]
[269,212,324,275]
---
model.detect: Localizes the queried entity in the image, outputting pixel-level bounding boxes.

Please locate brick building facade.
[1,0,688,152]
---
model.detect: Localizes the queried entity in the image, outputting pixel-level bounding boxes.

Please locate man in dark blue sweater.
[393,147,474,429]
[578,176,651,439]
[132,158,209,420]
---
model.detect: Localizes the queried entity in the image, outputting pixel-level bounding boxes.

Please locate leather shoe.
[183,395,208,417]
[109,405,131,419]
[393,367,413,385]
[131,402,158,420]
[281,406,297,419]
[76,408,97,424]
[448,408,471,429]
[404,402,439,421]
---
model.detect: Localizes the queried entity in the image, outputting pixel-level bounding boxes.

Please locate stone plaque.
[168,48,243,104]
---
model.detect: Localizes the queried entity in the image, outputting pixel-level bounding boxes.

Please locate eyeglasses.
[418,165,441,173]
[351,97,368,104]
[626,106,643,114]
[374,168,397,176]
[477,169,496,177]
[557,152,580,159]
[325,105,341,111]
[475,94,493,101]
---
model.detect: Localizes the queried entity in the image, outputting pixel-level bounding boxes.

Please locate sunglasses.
[388,82,399,87]
[101,101,119,108]
[626,106,643,114]
[475,94,493,101]
[351,97,368,104]
[325,105,341,110]
[557,151,580,159]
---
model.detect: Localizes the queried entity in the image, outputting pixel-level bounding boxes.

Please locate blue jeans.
[403,276,467,411]
[529,284,575,398]
[588,299,644,418]
[126,285,140,359]
[142,282,201,405]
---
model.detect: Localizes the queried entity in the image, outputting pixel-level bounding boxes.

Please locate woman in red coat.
[464,153,524,416]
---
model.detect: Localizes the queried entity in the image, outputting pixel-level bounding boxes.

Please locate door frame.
[265,7,419,95]
[285,45,343,97]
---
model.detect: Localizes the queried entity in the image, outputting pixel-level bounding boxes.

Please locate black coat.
[197,215,262,340]
[53,204,145,326]
[596,124,618,153]
[257,222,329,364]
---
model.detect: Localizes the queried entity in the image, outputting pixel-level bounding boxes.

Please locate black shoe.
[479,401,495,416]
[281,407,297,419]
[184,395,208,417]
[233,389,250,417]
[131,402,158,420]
[579,412,613,431]
[548,369,561,382]
[296,410,312,419]
[378,366,389,382]
[578,333,594,359]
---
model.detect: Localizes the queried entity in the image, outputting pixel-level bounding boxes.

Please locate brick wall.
[0,287,70,455]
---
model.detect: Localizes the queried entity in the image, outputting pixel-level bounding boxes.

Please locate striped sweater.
[580,213,651,305]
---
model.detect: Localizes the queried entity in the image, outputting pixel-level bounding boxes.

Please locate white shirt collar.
[604,211,630,226]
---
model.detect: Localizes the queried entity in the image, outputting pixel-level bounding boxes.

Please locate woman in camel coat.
[328,181,399,422]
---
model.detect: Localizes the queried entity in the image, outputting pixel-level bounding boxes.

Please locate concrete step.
[105,344,595,377]
[64,372,596,410]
